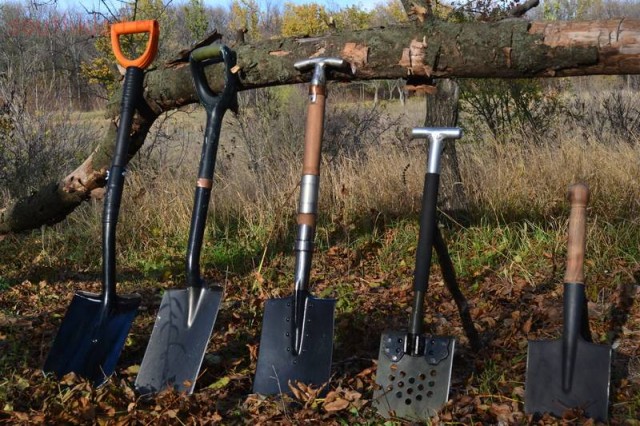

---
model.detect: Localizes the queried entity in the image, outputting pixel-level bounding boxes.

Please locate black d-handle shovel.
[135,44,238,395]
[374,127,462,420]
[253,57,352,395]
[44,20,160,386]
[525,183,611,421]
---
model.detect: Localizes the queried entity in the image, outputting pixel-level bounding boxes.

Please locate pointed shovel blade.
[253,295,335,395]
[525,338,611,421]
[135,287,223,394]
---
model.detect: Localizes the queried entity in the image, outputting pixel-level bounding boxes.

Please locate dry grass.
[460,133,640,223]
[4,84,640,278]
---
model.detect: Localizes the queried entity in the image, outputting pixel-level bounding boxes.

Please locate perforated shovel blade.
[135,287,222,395]
[373,331,455,420]
[253,295,335,395]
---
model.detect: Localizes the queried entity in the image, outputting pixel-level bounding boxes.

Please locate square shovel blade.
[135,287,222,394]
[253,295,335,395]
[44,291,140,386]
[373,331,455,420]
[525,338,611,421]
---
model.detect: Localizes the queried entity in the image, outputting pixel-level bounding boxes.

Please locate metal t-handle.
[412,127,463,175]
[294,57,351,87]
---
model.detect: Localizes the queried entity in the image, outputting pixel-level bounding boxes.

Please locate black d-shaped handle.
[189,44,238,113]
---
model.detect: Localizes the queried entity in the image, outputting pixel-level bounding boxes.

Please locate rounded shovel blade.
[44,291,140,386]
[373,332,455,420]
[525,338,611,421]
[135,287,223,395]
[253,295,335,395]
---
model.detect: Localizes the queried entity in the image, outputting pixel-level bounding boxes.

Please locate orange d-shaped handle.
[110,20,159,69]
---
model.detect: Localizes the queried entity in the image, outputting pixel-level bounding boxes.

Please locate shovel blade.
[373,332,455,420]
[135,287,222,394]
[253,295,335,395]
[44,291,140,386]
[525,338,611,421]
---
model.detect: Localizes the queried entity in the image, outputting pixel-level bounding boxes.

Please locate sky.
[52,0,388,13]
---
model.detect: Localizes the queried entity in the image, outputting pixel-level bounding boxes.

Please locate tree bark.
[423,79,467,218]
[2,18,640,234]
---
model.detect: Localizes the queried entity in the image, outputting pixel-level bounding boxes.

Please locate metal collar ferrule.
[197,178,213,189]
[298,175,320,215]
[308,85,325,103]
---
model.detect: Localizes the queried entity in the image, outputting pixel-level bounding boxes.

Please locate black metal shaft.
[562,282,588,392]
[186,111,224,289]
[102,66,144,307]
[185,45,236,290]
[409,172,440,344]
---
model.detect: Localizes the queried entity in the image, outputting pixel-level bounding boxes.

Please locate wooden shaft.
[564,183,590,284]
[301,90,326,175]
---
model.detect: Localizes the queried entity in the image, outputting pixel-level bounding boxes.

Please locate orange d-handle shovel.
[44,20,159,386]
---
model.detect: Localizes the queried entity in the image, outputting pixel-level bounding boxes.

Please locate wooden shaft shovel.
[525,183,612,421]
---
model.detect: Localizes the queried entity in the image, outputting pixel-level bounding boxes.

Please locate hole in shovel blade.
[427,391,434,398]
[430,369,437,377]
[419,373,426,380]
[395,391,402,398]
[405,398,412,405]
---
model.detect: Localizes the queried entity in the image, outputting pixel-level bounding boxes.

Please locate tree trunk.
[423,79,468,220]
[2,18,640,234]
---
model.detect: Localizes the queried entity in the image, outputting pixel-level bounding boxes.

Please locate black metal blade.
[43,291,140,386]
[525,338,611,421]
[135,287,222,394]
[253,295,335,395]
[373,331,455,420]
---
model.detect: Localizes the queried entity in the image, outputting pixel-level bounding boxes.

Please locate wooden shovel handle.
[564,183,590,283]
[302,88,326,175]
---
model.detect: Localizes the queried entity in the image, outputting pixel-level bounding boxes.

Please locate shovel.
[525,183,611,421]
[253,58,352,395]
[373,127,462,420]
[135,44,238,395]
[43,20,159,385]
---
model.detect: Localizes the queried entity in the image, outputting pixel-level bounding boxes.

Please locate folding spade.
[374,127,462,420]
[525,183,611,421]
[252,57,352,395]
[135,44,238,395]
[44,20,159,385]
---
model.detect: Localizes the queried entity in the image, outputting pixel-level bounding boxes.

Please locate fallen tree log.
[2,18,639,234]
